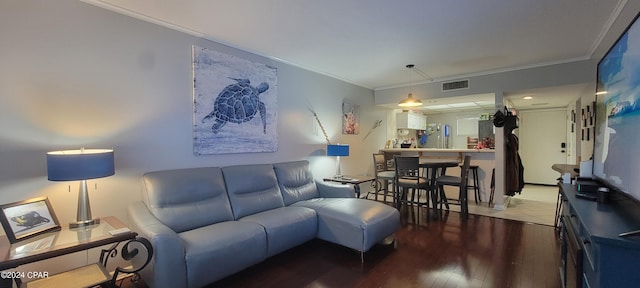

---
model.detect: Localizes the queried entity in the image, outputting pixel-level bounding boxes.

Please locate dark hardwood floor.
[121,207,561,288]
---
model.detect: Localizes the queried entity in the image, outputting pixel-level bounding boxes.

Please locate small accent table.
[0,216,152,288]
[323,175,375,198]
[551,164,579,230]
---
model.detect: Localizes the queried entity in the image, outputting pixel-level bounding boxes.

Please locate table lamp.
[327,144,349,179]
[47,148,114,228]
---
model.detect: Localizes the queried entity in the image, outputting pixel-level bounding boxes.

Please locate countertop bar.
[380,148,495,204]
[551,164,579,178]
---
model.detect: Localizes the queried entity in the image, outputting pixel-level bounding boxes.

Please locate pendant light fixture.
[398,64,423,107]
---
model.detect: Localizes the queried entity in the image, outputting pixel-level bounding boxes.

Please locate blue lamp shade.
[47,149,115,181]
[327,144,349,157]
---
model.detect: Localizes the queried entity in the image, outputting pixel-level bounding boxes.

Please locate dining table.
[419,158,461,219]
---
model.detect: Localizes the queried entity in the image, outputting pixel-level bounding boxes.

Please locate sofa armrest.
[316,181,355,198]
[127,202,187,288]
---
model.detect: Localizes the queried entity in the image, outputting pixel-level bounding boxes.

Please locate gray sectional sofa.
[127,160,400,288]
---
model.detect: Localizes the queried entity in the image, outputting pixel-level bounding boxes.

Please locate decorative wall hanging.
[306,103,331,144]
[342,102,360,135]
[580,101,595,141]
[192,45,278,155]
[362,120,382,141]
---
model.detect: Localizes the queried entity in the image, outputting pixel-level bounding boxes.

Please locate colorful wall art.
[342,101,360,135]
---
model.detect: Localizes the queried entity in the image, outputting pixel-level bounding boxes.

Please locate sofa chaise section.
[274,161,401,257]
[297,198,400,253]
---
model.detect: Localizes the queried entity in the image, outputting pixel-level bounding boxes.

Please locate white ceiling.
[84,0,626,109]
[505,83,590,110]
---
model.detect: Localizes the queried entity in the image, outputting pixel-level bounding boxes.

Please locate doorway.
[518,109,568,185]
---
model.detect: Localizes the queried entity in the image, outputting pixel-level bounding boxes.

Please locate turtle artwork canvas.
[192,46,278,155]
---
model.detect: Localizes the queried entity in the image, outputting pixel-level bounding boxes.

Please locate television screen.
[593,12,640,201]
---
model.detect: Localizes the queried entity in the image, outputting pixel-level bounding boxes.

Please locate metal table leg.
[554,185,563,231]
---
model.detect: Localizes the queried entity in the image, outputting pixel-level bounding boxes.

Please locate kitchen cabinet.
[478,120,494,141]
[397,112,426,130]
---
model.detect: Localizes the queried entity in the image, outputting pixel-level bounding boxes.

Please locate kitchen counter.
[380,148,495,204]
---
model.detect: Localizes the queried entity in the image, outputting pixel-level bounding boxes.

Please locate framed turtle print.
[192,45,278,155]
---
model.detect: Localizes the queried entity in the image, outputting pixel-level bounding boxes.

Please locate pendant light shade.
[398,64,423,107]
[398,93,423,107]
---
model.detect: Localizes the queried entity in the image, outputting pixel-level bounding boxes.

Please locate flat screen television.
[593,11,640,205]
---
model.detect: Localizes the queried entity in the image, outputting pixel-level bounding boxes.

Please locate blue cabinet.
[560,183,640,288]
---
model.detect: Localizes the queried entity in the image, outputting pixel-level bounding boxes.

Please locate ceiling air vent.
[442,79,469,91]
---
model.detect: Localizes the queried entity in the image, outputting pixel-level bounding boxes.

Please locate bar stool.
[372,153,395,203]
[554,186,563,230]
[436,156,472,220]
[394,156,429,215]
[489,168,495,207]
[461,164,481,203]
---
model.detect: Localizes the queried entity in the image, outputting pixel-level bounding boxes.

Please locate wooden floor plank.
[120,206,562,288]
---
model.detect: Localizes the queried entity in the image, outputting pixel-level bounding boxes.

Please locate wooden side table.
[323,175,375,198]
[0,216,152,288]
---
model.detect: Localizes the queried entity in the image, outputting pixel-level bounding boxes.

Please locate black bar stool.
[442,161,478,208]
[489,168,495,207]
[462,164,481,203]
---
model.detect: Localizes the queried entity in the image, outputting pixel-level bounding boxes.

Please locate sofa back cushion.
[142,167,233,233]
[273,160,320,205]
[223,164,285,219]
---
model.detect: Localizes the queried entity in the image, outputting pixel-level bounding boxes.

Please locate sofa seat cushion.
[179,221,267,288]
[293,198,400,252]
[240,206,318,257]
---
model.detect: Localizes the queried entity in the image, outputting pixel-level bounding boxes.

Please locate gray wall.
[0,0,387,228]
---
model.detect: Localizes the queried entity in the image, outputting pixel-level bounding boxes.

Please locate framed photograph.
[0,197,61,244]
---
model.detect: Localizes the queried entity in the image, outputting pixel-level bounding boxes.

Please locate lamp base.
[70,218,100,229]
